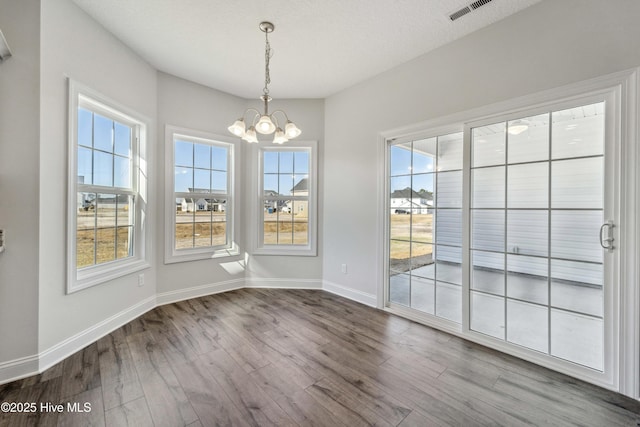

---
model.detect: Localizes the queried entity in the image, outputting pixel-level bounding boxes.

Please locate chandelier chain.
[263,30,273,96]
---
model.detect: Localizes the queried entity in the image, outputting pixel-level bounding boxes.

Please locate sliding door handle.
[599,221,615,252]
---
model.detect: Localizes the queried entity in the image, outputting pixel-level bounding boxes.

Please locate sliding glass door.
[386,94,618,381]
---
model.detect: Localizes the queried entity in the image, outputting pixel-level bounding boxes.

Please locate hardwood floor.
[1,288,639,426]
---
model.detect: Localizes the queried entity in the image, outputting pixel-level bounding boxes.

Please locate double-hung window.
[254,142,317,256]
[165,126,236,263]
[67,80,149,293]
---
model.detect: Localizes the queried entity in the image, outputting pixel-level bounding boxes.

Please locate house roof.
[391,187,433,200]
[291,178,308,193]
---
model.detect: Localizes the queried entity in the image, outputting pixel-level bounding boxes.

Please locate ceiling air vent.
[449,0,493,21]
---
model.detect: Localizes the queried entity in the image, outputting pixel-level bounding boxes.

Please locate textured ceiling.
[71,0,542,99]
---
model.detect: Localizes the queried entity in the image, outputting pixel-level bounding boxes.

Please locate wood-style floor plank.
[0,288,639,426]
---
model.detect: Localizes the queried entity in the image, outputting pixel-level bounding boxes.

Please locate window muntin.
[171,134,232,255]
[68,81,149,293]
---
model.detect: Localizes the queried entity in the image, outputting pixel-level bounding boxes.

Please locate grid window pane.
[411,277,435,314]
[551,210,603,263]
[175,140,193,167]
[78,146,93,185]
[471,250,504,296]
[472,167,505,208]
[194,143,211,169]
[78,108,93,148]
[437,132,463,171]
[471,291,505,339]
[114,122,131,157]
[551,157,603,209]
[93,114,113,152]
[508,113,549,164]
[114,156,131,189]
[507,210,548,257]
[507,300,548,353]
[551,309,603,371]
[94,151,113,187]
[412,138,436,174]
[436,171,462,208]
[472,123,505,167]
[552,102,604,159]
[390,143,412,176]
[472,210,504,252]
[507,162,548,208]
[435,209,461,246]
[507,254,548,305]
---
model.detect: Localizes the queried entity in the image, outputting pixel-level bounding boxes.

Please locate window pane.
[437,132,463,171]
[76,228,95,268]
[212,145,228,171]
[389,273,410,306]
[116,226,133,259]
[410,242,433,276]
[263,200,279,244]
[212,209,227,246]
[212,171,227,194]
[390,240,411,274]
[93,114,113,152]
[551,210,603,263]
[472,122,505,167]
[507,300,548,353]
[472,210,504,251]
[471,291,505,339]
[292,175,308,196]
[389,209,411,241]
[412,173,434,212]
[293,201,309,244]
[551,259,602,316]
[551,157,603,209]
[194,169,211,192]
[436,282,461,323]
[435,209,461,246]
[507,162,548,208]
[435,245,461,285]
[412,138,436,174]
[192,143,210,169]
[114,155,131,188]
[114,122,131,157]
[175,140,193,167]
[277,215,293,244]
[264,174,278,194]
[78,108,93,148]
[294,151,309,174]
[96,227,116,264]
[78,146,92,185]
[551,309,603,371]
[507,210,548,257]
[175,201,194,249]
[174,167,193,193]
[507,254,548,305]
[116,195,134,227]
[411,277,435,314]
[264,151,279,173]
[471,250,504,296]
[552,102,604,159]
[194,213,212,248]
[472,166,505,208]
[279,151,294,173]
[436,171,462,208]
[96,194,116,229]
[390,142,412,176]
[508,113,549,164]
[94,151,113,187]
[412,212,434,244]
[279,174,294,195]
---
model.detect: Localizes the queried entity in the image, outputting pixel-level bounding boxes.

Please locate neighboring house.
[390,187,433,214]
[285,178,309,217]
[176,188,226,212]
[264,190,288,213]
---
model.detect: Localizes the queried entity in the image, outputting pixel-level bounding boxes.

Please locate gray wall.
[0,0,40,365]
[38,0,158,352]
[322,0,640,299]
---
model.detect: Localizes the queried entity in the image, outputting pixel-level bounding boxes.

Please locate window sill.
[165,243,241,264]
[252,245,317,257]
[69,258,150,294]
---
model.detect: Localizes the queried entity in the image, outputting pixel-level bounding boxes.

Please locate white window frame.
[67,79,150,293]
[164,125,239,263]
[252,140,318,256]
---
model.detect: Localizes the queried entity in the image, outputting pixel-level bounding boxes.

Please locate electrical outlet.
[341,264,347,274]
[138,273,144,287]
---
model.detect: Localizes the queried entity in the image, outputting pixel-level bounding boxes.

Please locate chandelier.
[228,22,301,144]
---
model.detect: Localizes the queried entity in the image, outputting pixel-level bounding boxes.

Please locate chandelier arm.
[270,110,290,123]
[263,29,271,96]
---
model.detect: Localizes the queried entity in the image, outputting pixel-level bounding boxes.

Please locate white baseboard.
[0,353,40,386]
[37,295,156,376]
[245,277,323,289]
[322,280,378,307]
[156,278,245,306]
